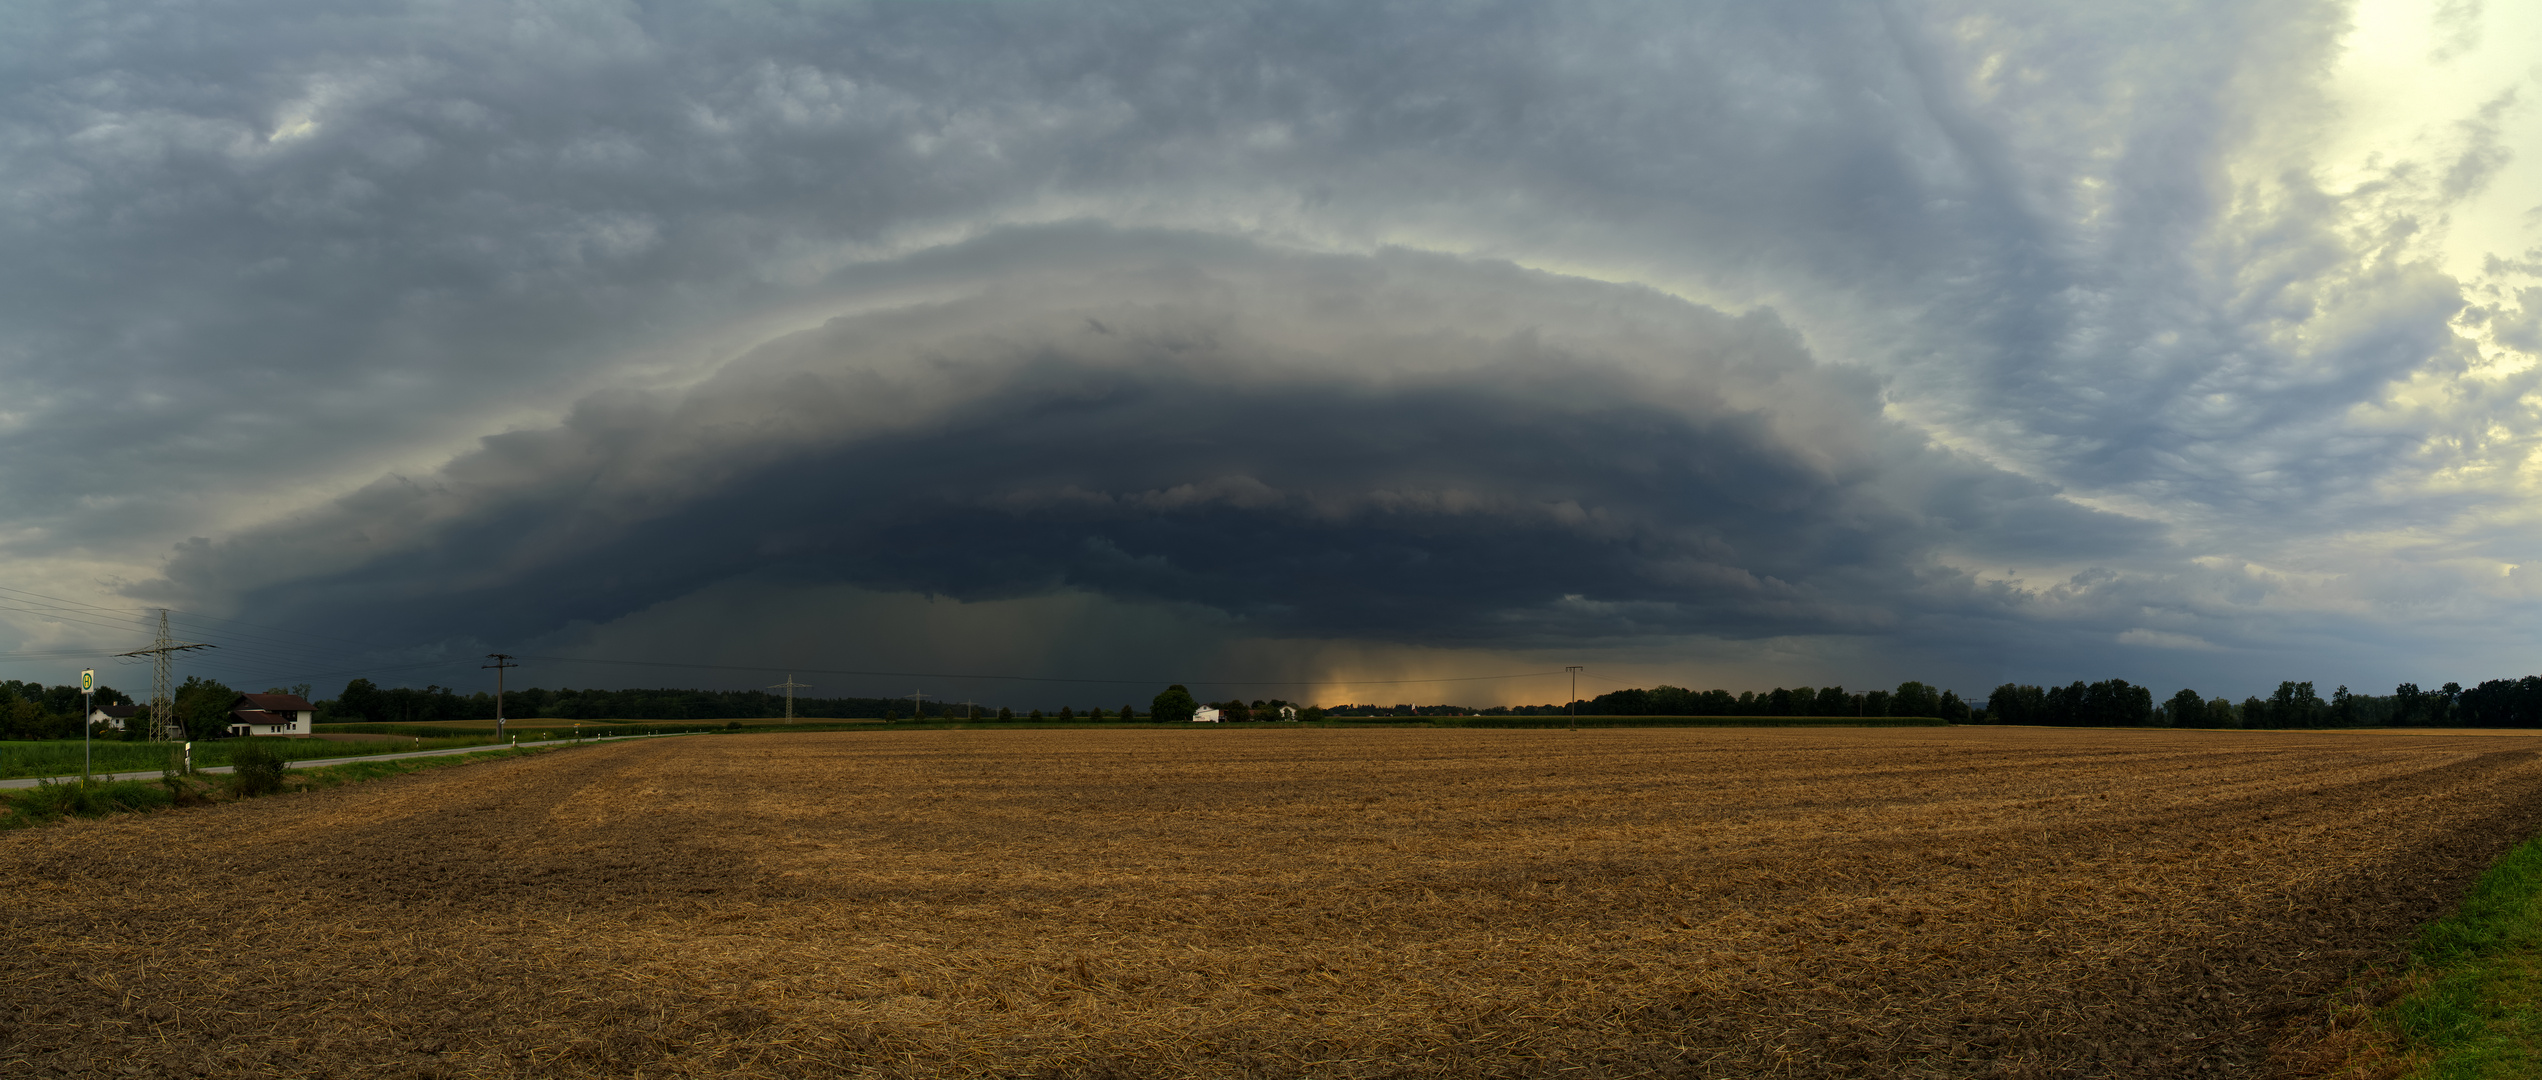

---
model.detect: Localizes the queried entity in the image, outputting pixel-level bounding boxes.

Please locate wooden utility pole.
[1567,666,1585,727]
[483,654,518,741]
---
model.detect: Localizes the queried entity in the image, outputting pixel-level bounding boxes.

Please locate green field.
[0,735,502,781]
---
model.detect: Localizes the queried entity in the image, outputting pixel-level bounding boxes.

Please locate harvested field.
[6,727,2542,1078]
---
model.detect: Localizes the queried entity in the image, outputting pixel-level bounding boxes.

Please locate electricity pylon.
[116,609,214,741]
[768,676,810,722]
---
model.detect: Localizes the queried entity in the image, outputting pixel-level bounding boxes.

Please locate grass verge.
[0,735,506,780]
[2291,832,2542,1078]
[0,744,563,831]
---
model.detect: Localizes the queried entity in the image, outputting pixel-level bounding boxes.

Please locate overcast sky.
[3,0,2538,707]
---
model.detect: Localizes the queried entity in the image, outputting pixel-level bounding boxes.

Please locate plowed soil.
[5,726,2540,1079]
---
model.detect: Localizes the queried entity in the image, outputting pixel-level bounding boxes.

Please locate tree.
[2394,683,2424,725]
[1936,690,1972,722]
[2079,679,2152,726]
[1087,706,1106,721]
[174,676,239,739]
[1151,685,1199,724]
[2204,697,2239,728]
[2267,681,2324,728]
[333,678,384,724]
[997,707,1014,721]
[2163,688,2205,727]
[0,694,57,740]
[1891,682,1940,718]
[1987,684,2044,725]
[1810,686,1849,717]
[1121,703,1139,722]
[1058,706,1075,721]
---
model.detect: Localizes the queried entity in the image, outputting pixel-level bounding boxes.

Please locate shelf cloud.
[4,0,2537,701]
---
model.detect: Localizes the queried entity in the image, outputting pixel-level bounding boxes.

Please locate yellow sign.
[80,668,93,692]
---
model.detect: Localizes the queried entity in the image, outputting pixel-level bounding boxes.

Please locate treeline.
[2107,677,2542,730]
[1313,682,1979,719]
[325,680,966,723]
[1580,681,1976,719]
[0,679,136,740]
[29,669,2542,740]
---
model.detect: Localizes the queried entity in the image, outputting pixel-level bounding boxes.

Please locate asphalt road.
[0,733,692,790]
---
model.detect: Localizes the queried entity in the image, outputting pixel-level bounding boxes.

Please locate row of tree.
[325,680,997,724]
[0,679,135,740]
[24,670,2542,739]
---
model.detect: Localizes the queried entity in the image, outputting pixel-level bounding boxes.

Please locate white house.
[87,703,144,731]
[228,692,316,737]
[1192,706,1222,723]
[1277,705,1299,721]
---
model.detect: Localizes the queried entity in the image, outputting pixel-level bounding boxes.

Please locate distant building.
[1277,705,1298,721]
[1192,706,1222,723]
[228,692,316,737]
[88,704,144,731]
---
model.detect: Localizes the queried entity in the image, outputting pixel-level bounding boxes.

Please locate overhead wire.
[0,584,1599,698]
[516,654,1577,689]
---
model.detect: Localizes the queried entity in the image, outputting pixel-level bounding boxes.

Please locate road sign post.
[79,669,94,788]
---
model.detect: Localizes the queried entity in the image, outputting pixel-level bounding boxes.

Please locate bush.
[229,740,289,797]
[3,778,175,829]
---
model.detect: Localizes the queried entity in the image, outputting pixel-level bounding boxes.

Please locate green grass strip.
[2375,833,2542,1077]
[0,745,563,830]
[0,735,508,780]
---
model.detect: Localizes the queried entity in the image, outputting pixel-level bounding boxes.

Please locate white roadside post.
[79,668,94,788]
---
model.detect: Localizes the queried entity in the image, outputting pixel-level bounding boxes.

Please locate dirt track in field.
[5,727,2541,1079]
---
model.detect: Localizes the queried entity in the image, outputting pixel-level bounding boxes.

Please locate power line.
[517,653,1575,688]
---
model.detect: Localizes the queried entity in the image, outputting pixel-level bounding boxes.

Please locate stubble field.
[6,726,2542,1078]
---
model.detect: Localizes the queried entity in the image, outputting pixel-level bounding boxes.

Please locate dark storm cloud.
[5,0,2530,695]
[142,233,2152,653]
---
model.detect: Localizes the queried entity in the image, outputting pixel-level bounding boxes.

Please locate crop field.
[5,727,2542,1078]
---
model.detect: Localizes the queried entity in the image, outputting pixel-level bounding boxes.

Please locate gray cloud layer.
[3,0,2535,698]
[154,233,2147,653]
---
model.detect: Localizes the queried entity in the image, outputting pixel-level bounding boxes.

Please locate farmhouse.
[228,692,316,737]
[87,704,144,731]
[1192,706,1222,723]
